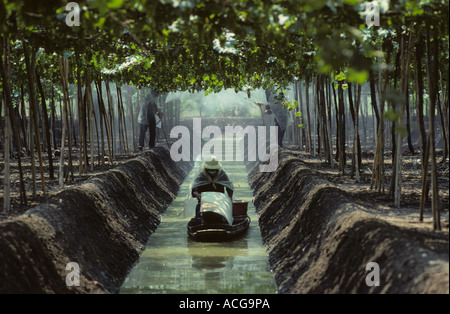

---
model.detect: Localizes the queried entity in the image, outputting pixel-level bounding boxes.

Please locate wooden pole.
[58,56,69,186]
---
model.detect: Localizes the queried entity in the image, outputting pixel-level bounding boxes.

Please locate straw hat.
[203,156,222,170]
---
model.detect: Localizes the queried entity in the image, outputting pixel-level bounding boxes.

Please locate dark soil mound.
[0,147,191,294]
[248,148,449,294]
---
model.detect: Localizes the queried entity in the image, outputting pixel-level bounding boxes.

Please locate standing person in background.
[262,86,288,147]
[138,89,163,151]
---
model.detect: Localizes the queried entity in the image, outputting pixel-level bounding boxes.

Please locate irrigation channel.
[120,137,277,294]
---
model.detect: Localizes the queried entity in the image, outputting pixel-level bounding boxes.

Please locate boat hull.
[187,215,250,242]
[186,192,250,242]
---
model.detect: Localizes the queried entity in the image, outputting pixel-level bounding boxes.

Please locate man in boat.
[191,156,234,217]
[138,89,163,151]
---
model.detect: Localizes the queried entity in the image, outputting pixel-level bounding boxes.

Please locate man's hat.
[203,156,222,170]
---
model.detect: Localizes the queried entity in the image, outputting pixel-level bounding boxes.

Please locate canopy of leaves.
[0,0,448,93]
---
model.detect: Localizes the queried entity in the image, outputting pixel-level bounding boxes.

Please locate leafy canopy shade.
[0,0,448,91]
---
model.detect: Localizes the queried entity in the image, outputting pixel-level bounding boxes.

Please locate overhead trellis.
[1,0,447,92]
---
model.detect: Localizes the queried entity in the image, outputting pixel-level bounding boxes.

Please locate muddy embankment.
[0,147,191,294]
[248,148,449,294]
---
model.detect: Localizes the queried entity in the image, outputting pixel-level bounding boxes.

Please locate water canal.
[120,138,277,294]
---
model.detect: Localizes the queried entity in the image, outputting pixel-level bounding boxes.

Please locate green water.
[120,139,277,294]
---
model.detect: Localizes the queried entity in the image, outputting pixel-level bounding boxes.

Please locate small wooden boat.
[187,192,250,242]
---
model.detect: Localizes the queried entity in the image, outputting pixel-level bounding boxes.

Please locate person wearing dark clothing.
[191,156,234,217]
[264,87,287,147]
[138,90,163,150]
[274,118,285,148]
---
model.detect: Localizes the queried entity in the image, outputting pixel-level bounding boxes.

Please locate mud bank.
[0,147,191,294]
[248,149,449,294]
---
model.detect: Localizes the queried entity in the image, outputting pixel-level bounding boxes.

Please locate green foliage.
[0,0,448,95]
[384,108,399,121]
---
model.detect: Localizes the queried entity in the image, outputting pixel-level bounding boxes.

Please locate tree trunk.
[305,79,312,154]
[394,31,413,207]
[86,76,95,171]
[58,56,69,186]
[76,51,86,175]
[428,25,441,230]
[95,80,105,161]
[369,69,380,129]
[66,92,75,181]
[420,24,441,230]
[326,76,334,167]
[338,80,346,174]
[348,82,362,179]
[371,55,387,193]
[127,86,136,151]
[405,84,414,154]
[96,80,113,163]
[50,86,57,150]
[89,82,100,165]
[36,71,54,179]
[442,70,449,163]
[293,81,300,147]
[22,39,45,194]
[414,34,428,180]
[0,37,27,206]
[19,85,28,153]
[0,92,4,144]
[3,91,11,213]
[354,84,362,182]
[437,72,448,162]
[105,81,115,159]
[117,85,128,153]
